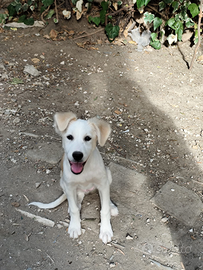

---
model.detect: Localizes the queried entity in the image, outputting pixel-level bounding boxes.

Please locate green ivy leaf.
[151,32,158,41]
[101,1,108,11]
[25,17,34,25]
[188,3,199,18]
[150,40,161,50]
[177,27,183,41]
[88,16,100,26]
[0,13,8,24]
[153,17,162,30]
[185,18,194,28]
[180,5,187,20]
[15,3,22,12]
[144,12,154,24]
[167,17,175,29]
[7,4,17,16]
[159,1,166,11]
[137,0,151,8]
[42,0,54,8]
[136,0,145,9]
[144,0,151,6]
[163,0,173,3]
[18,15,34,25]
[18,14,26,22]
[100,9,106,24]
[172,1,179,13]
[105,23,119,42]
[27,0,33,5]
[46,9,55,19]
[22,3,28,12]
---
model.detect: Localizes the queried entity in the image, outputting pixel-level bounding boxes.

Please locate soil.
[0,17,203,270]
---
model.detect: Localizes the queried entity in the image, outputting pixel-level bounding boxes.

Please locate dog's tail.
[29,193,67,209]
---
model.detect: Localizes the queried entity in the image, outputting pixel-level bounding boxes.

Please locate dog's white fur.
[29,112,118,244]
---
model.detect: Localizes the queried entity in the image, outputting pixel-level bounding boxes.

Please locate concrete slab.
[151,181,203,226]
[26,142,63,164]
[109,162,146,191]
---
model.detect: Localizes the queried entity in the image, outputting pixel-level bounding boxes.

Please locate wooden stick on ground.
[189,0,203,70]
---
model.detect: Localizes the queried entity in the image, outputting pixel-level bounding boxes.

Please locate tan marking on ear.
[88,117,111,146]
[54,112,77,134]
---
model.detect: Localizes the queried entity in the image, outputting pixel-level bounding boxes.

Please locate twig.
[189,0,203,70]
[16,208,55,227]
[55,0,59,22]
[41,5,51,23]
[73,29,103,40]
[105,4,134,26]
[147,5,167,21]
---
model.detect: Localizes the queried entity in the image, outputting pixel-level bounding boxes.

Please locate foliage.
[1,0,56,25]
[88,1,120,42]
[142,0,201,48]
[0,0,201,48]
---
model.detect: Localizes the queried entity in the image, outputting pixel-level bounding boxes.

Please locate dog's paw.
[68,223,81,239]
[99,224,113,244]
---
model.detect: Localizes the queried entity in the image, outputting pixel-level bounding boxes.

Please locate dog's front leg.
[65,188,81,239]
[98,184,113,244]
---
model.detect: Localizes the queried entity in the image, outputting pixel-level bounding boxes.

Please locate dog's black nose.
[72,151,83,162]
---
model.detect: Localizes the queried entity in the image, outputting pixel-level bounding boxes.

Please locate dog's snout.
[72,151,83,162]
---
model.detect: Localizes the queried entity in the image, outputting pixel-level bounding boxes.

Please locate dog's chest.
[77,183,96,194]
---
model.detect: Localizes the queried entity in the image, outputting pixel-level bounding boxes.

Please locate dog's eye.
[67,135,74,140]
[84,136,91,142]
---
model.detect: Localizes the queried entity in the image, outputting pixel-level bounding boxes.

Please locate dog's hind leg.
[110,201,118,216]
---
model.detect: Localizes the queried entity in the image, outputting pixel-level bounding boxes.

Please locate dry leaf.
[113,2,118,10]
[197,55,203,61]
[88,47,98,50]
[76,42,85,49]
[49,29,58,40]
[68,30,75,35]
[128,40,137,45]
[114,110,122,115]
[123,20,135,38]
[76,10,83,20]
[97,39,103,45]
[31,58,40,64]
[11,202,20,207]
[43,34,50,39]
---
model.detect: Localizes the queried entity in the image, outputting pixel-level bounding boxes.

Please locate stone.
[26,142,63,164]
[109,162,146,191]
[151,181,203,226]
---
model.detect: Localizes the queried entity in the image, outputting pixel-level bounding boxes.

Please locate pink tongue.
[71,162,84,174]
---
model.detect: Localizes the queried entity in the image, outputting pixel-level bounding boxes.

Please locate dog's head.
[54,112,111,175]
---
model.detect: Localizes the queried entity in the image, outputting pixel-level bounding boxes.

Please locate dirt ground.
[1,17,203,270]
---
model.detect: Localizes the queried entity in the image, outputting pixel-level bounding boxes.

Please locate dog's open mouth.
[69,161,86,175]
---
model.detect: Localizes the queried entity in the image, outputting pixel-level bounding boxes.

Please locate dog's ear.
[54,112,77,135]
[88,117,111,146]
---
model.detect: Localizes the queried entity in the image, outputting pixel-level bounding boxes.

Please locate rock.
[109,162,146,191]
[151,181,203,226]
[26,142,63,164]
[24,65,41,77]
[13,117,20,124]
[182,30,193,43]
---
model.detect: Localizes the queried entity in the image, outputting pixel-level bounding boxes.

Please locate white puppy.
[29,112,118,244]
